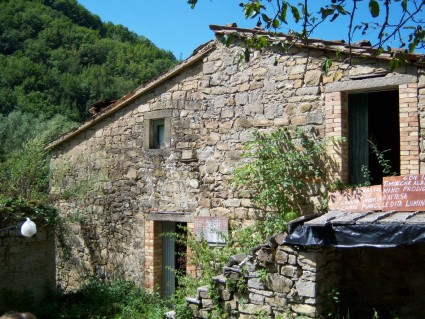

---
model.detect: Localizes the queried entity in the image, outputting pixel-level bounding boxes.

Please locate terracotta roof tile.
[210,24,425,66]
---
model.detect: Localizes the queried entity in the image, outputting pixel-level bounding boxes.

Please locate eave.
[46,41,216,151]
[210,24,425,67]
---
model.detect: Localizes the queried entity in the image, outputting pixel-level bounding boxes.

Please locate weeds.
[0,280,166,319]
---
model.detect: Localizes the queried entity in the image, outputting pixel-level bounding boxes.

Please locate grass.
[1,279,167,319]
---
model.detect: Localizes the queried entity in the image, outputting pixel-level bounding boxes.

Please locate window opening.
[151,119,165,149]
[348,90,400,185]
[162,221,187,298]
[175,222,187,285]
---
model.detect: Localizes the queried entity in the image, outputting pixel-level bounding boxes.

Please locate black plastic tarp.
[284,222,425,248]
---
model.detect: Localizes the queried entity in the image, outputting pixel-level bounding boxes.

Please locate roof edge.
[46,41,216,151]
[209,24,425,65]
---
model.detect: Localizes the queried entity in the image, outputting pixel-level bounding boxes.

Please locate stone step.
[223,266,241,273]
[223,266,241,281]
[186,296,201,305]
[250,243,271,256]
[226,253,247,267]
[212,274,227,284]
[197,285,210,299]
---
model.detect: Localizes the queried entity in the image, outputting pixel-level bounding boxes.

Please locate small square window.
[151,119,165,149]
[143,111,171,150]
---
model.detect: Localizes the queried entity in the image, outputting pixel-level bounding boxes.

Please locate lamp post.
[0,218,37,237]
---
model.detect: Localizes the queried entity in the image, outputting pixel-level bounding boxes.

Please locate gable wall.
[51,61,206,290]
[50,39,423,291]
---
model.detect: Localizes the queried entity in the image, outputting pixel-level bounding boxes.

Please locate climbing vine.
[0,195,58,228]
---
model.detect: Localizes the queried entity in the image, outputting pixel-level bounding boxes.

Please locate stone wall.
[189,239,425,319]
[0,228,55,303]
[187,233,340,318]
[49,37,424,291]
[339,245,425,319]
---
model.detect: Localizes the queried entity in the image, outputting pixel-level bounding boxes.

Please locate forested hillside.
[0,0,177,213]
[0,0,177,121]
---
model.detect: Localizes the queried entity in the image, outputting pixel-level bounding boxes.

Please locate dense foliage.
[0,0,177,121]
[0,111,75,226]
[234,128,327,215]
[0,0,176,220]
[0,195,58,229]
[0,112,76,200]
[0,279,167,319]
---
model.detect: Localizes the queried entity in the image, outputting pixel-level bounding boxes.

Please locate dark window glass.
[348,90,400,185]
[152,119,165,149]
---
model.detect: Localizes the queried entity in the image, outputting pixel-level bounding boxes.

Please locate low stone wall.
[339,245,425,318]
[0,227,55,304]
[187,233,340,318]
[188,234,425,319]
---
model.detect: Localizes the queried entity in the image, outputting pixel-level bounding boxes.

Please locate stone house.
[48,24,425,315]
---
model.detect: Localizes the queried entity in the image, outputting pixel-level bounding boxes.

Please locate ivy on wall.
[0,195,58,229]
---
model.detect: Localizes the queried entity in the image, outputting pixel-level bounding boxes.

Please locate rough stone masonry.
[48,26,425,296]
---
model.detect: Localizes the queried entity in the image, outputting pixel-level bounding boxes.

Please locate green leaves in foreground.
[369,0,380,18]
[233,127,327,216]
[187,0,198,9]
[195,0,424,71]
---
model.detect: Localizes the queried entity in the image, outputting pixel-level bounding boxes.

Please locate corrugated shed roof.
[303,211,425,227]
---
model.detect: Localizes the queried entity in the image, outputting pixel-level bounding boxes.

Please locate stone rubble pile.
[187,233,340,318]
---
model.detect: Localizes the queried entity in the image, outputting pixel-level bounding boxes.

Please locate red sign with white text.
[328,185,383,212]
[382,175,425,211]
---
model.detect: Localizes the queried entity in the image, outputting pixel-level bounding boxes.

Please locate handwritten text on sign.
[383,175,425,211]
[328,185,383,212]
[194,217,228,244]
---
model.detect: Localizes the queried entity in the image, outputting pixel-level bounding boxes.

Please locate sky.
[77,0,254,60]
[77,1,424,60]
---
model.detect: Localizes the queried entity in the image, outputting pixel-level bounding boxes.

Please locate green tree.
[0,0,177,121]
[0,112,76,201]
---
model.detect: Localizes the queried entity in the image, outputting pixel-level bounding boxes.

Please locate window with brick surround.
[144,217,196,296]
[325,82,419,185]
[348,90,400,185]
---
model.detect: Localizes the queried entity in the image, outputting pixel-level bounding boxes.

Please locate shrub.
[233,127,327,215]
[36,279,167,319]
[171,128,329,318]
